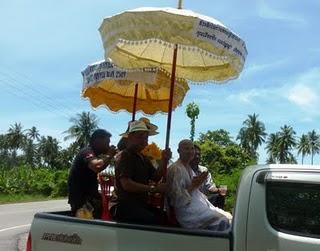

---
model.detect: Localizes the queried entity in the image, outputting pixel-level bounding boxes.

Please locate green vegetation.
[1,106,320,209]
[0,193,59,204]
[0,111,98,203]
[0,166,68,204]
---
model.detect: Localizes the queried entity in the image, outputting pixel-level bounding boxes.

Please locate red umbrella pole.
[164,44,178,171]
[131,83,138,121]
[159,44,178,212]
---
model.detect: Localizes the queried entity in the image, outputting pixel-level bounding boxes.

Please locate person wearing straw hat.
[113,120,171,225]
[114,117,158,165]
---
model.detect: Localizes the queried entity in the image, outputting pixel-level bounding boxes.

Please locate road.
[0,199,69,251]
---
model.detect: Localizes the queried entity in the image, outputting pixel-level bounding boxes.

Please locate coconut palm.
[7,122,25,155]
[297,134,310,164]
[277,125,296,164]
[26,126,40,142]
[64,111,99,148]
[237,113,267,161]
[38,136,60,167]
[0,134,10,163]
[22,139,38,167]
[265,133,279,164]
[237,128,250,153]
[186,102,200,141]
[308,130,320,165]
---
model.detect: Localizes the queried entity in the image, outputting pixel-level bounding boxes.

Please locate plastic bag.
[75,202,94,219]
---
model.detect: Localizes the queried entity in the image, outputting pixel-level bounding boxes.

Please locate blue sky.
[1,0,320,164]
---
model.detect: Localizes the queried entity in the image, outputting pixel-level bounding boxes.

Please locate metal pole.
[131,83,138,121]
[177,0,183,9]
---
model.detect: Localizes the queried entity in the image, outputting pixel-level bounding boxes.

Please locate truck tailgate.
[30,212,231,251]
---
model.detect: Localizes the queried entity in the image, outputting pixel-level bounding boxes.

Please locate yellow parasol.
[81,59,189,120]
[99,6,247,82]
[99,0,247,175]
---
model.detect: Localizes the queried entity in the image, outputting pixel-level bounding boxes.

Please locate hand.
[190,172,207,190]
[161,148,172,161]
[107,145,117,158]
[155,183,167,193]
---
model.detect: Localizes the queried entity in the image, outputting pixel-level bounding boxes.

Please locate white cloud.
[257,0,306,24]
[285,68,320,109]
[287,85,317,107]
[227,89,270,104]
[243,59,288,77]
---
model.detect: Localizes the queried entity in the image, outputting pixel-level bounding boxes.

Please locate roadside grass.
[0,193,65,204]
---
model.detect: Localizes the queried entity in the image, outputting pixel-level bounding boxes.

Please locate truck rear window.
[266,181,320,238]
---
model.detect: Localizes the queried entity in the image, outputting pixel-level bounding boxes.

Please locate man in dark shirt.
[114,120,170,225]
[68,129,116,219]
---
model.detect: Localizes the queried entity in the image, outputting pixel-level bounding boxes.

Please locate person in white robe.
[167,139,232,231]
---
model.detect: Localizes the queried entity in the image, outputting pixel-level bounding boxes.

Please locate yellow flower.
[141,142,162,161]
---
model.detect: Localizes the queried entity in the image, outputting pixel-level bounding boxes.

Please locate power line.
[0,66,83,115]
[0,78,71,120]
[0,70,76,116]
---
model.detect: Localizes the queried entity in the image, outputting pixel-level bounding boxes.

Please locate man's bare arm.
[88,156,113,173]
[120,177,166,193]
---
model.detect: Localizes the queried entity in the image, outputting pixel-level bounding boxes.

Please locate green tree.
[198,129,234,147]
[38,136,61,168]
[277,125,296,164]
[265,133,280,164]
[297,134,310,165]
[57,141,79,167]
[195,129,253,210]
[6,122,25,166]
[237,113,267,161]
[64,111,99,148]
[0,134,10,166]
[186,102,200,141]
[22,139,38,167]
[308,130,320,165]
[26,126,40,142]
[195,130,252,174]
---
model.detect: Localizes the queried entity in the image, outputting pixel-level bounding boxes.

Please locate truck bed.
[30,211,231,251]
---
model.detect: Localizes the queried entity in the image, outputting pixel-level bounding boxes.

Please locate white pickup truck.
[26,164,320,251]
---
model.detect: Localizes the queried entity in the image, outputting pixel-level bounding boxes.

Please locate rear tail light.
[26,233,32,251]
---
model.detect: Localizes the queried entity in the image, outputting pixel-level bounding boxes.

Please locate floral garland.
[141,142,162,168]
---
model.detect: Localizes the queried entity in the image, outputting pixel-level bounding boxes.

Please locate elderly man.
[68,129,117,219]
[190,144,226,209]
[113,120,170,225]
[167,139,231,231]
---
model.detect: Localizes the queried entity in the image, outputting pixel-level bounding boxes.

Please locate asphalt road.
[0,199,69,251]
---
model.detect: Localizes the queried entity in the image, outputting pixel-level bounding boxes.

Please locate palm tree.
[186,102,200,141]
[297,134,310,164]
[308,130,320,165]
[237,113,267,161]
[22,139,37,167]
[7,122,25,156]
[26,126,40,142]
[38,136,60,167]
[277,125,296,164]
[64,112,99,148]
[0,134,10,164]
[265,133,279,164]
[237,128,250,153]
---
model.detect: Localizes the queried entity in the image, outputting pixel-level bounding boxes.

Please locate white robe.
[167,159,231,230]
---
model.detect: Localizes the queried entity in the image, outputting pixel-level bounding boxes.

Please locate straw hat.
[120,120,157,137]
[138,117,158,135]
